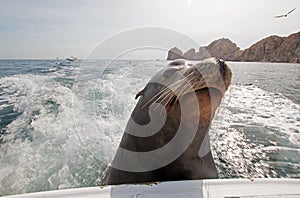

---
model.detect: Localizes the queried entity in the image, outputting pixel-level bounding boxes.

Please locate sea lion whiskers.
[167,72,206,105]
[140,85,171,109]
[141,70,205,110]
[157,71,196,100]
[152,76,192,108]
[140,78,181,109]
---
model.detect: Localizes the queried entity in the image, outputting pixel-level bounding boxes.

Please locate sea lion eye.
[163,69,177,78]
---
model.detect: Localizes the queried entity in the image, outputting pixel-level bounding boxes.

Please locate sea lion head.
[135,57,232,125]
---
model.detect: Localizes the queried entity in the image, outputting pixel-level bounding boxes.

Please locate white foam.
[210,84,300,178]
[0,74,97,195]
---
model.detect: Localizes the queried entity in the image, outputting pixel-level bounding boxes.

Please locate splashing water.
[0,60,299,196]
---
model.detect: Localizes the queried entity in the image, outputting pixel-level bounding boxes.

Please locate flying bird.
[274,7,296,18]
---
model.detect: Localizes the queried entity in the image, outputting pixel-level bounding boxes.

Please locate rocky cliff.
[167,31,300,63]
[167,47,185,60]
[206,38,243,61]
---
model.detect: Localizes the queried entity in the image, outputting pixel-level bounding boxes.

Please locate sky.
[0,0,299,59]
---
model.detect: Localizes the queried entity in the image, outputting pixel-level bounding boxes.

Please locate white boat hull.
[4,178,300,198]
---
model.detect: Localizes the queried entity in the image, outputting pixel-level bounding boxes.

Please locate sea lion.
[102,57,232,185]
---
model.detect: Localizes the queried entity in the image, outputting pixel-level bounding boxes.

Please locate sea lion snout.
[218,59,226,71]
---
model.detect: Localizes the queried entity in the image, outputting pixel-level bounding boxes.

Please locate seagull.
[274,7,296,18]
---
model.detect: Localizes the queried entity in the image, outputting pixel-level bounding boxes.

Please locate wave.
[0,73,105,196]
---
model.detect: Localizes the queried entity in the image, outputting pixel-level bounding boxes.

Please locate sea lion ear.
[135,89,145,100]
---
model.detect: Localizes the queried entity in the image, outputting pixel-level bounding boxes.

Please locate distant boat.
[66,56,78,61]
[55,56,78,66]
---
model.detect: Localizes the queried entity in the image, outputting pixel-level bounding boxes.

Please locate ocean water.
[0,59,299,196]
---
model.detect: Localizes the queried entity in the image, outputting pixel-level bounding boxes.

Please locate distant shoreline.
[167,31,300,63]
[1,59,300,65]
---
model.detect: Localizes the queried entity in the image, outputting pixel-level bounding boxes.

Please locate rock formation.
[167,47,184,60]
[206,38,243,61]
[167,31,300,63]
[183,48,197,60]
[198,47,211,60]
[241,32,300,63]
